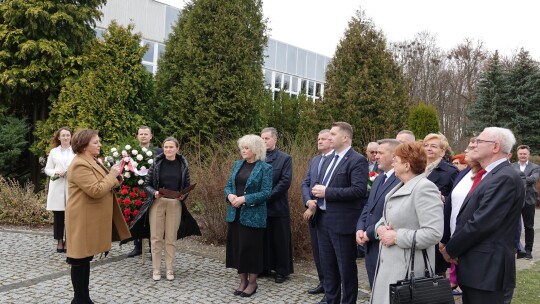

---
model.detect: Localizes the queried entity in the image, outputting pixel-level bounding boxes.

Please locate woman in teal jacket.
[225,134,272,298]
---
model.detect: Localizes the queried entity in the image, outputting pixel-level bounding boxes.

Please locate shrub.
[188,136,317,260]
[0,176,51,225]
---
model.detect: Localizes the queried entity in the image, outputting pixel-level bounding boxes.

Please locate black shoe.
[240,285,257,297]
[517,251,527,259]
[317,295,328,304]
[275,274,286,283]
[525,252,533,260]
[233,290,243,296]
[308,283,324,294]
[127,248,142,258]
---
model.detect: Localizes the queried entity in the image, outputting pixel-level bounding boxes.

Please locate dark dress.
[226,161,265,273]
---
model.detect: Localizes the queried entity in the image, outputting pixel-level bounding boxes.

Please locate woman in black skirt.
[225,134,272,298]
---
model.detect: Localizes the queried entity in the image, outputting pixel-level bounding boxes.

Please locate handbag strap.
[404,231,417,281]
[421,249,436,277]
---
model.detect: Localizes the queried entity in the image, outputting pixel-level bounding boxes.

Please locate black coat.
[126,153,201,242]
[427,160,459,197]
[265,148,292,217]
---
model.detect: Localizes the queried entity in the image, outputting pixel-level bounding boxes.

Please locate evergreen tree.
[0,0,106,183]
[466,51,511,135]
[153,0,267,146]
[33,22,154,156]
[506,49,540,150]
[320,10,410,148]
[408,102,440,140]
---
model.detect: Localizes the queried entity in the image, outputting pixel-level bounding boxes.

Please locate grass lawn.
[514,261,540,303]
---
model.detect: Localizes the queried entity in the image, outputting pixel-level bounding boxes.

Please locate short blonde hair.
[238,134,266,161]
[423,133,449,152]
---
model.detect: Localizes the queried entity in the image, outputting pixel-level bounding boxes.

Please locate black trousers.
[262,216,294,276]
[461,285,504,304]
[522,203,535,252]
[53,211,65,241]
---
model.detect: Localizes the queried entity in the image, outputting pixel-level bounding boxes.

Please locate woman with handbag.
[370,142,444,304]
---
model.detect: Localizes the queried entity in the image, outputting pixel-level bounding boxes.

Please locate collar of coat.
[78,153,108,177]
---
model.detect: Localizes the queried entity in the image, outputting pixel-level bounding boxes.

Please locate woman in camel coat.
[66,129,131,304]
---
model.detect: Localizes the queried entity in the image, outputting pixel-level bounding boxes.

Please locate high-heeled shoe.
[240,285,258,297]
[233,289,243,296]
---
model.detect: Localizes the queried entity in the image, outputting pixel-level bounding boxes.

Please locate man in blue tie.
[356,138,401,288]
[301,129,333,298]
[311,122,369,304]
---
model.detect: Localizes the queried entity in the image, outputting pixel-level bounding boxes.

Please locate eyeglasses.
[473,139,496,145]
[452,161,460,165]
[368,151,377,155]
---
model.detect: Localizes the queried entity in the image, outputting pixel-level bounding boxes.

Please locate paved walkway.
[1,209,539,304]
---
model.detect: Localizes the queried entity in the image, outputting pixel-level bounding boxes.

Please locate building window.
[315,83,322,97]
[264,69,272,89]
[308,81,314,96]
[142,40,155,62]
[301,79,307,95]
[274,73,282,90]
[283,75,290,92]
[291,77,299,94]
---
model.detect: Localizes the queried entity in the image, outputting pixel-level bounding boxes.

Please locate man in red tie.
[441,127,524,304]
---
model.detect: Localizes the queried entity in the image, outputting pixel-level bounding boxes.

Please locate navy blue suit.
[356,172,399,288]
[315,148,368,304]
[301,154,326,285]
[445,161,524,303]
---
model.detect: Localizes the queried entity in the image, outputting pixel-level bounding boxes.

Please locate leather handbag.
[389,231,454,304]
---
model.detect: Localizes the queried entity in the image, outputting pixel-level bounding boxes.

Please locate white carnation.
[146,151,153,157]
[124,165,130,171]
[148,159,153,164]
[136,154,143,161]
[142,147,148,152]
[110,147,117,152]
[123,157,130,162]
[132,161,138,168]
[138,179,144,185]
[124,172,131,178]
[132,149,138,155]
[112,151,119,157]
[125,145,132,150]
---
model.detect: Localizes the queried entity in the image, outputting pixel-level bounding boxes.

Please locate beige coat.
[370,174,444,304]
[66,153,131,259]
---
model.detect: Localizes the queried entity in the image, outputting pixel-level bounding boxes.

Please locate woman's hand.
[379,229,397,247]
[228,194,238,204]
[155,191,161,198]
[109,164,121,177]
[56,170,65,177]
[231,196,245,208]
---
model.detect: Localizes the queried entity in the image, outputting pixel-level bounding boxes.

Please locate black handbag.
[389,231,454,304]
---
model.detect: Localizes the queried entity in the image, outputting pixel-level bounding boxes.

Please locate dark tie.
[322,155,339,186]
[317,155,326,176]
[374,173,387,197]
[468,169,487,194]
[317,155,339,210]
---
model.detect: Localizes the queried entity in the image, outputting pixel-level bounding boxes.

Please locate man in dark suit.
[512,144,540,260]
[441,127,525,304]
[311,122,368,304]
[261,127,294,283]
[365,142,379,173]
[301,129,333,298]
[356,138,401,288]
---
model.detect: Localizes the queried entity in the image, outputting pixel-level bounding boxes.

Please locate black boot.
[83,262,93,304]
[128,239,142,257]
[70,265,85,304]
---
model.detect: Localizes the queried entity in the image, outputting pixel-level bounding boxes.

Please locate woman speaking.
[66,129,131,304]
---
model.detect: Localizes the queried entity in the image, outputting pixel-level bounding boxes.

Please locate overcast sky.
[157,0,540,60]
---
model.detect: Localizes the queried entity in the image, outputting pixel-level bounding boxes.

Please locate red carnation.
[132,187,140,192]
[116,198,121,204]
[122,185,129,189]
[124,215,130,222]
[123,208,131,216]
[140,192,147,198]
[133,210,139,217]
[135,199,143,207]
[123,198,131,206]
[121,188,129,195]
[129,191,137,198]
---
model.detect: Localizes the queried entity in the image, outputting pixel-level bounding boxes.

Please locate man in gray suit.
[512,145,540,260]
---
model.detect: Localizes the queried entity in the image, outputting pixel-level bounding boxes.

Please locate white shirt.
[520,161,529,172]
[450,170,474,235]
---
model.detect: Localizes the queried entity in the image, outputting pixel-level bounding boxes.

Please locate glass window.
[276,41,287,71]
[316,55,327,82]
[308,81,314,96]
[316,83,322,97]
[157,44,166,59]
[264,70,273,89]
[291,77,299,93]
[142,41,155,63]
[301,79,307,95]
[283,75,290,92]
[274,73,282,90]
[143,63,154,74]
[287,46,297,75]
[264,39,277,69]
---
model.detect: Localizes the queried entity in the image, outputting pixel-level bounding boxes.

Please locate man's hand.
[356,230,367,245]
[439,243,457,264]
[303,200,317,221]
[311,185,326,198]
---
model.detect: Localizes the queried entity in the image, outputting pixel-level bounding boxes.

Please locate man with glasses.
[441,127,524,304]
[512,145,540,260]
[366,142,380,173]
